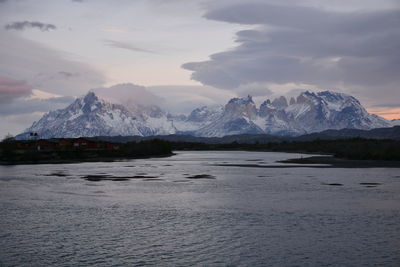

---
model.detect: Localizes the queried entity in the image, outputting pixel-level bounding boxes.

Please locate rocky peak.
[392,119,400,126]
[271,96,288,108]
[83,91,98,103]
[228,95,254,105]
[296,92,314,105]
[188,106,217,122]
[260,99,272,108]
[259,99,276,117]
[80,91,103,114]
[225,95,257,119]
[17,89,393,139]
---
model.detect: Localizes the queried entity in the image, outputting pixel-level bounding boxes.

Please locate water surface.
[1,151,399,266]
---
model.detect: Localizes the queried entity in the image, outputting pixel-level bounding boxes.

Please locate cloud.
[182,2,400,108]
[0,95,74,116]
[104,40,157,54]
[235,82,273,97]
[0,91,74,137]
[93,83,165,107]
[0,30,106,95]
[57,71,79,79]
[0,112,45,138]
[5,21,56,31]
[0,75,32,103]
[148,85,236,113]
[102,28,126,33]
[95,83,236,114]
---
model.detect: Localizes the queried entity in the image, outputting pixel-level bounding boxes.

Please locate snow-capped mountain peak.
[392,119,400,126]
[17,90,393,139]
[17,91,176,139]
[271,96,288,108]
[192,90,392,137]
[225,95,257,120]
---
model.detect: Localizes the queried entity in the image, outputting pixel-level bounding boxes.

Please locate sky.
[0,0,399,137]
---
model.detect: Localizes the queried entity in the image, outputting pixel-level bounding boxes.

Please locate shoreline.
[0,153,175,166]
[277,156,400,168]
[2,151,400,168]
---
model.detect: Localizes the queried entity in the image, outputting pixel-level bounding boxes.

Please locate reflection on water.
[1,151,400,266]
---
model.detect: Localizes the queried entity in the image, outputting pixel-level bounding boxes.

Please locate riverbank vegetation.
[0,138,172,164]
[1,137,399,164]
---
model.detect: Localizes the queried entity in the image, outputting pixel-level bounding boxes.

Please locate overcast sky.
[0,0,399,137]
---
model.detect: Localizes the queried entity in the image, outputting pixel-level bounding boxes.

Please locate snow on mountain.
[194,95,264,137]
[17,90,393,139]
[287,91,392,133]
[191,91,392,137]
[17,92,176,139]
[392,119,400,126]
[171,105,223,133]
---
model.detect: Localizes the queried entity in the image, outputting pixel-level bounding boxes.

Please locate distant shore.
[2,137,400,166]
[0,138,174,165]
[278,156,400,168]
[2,152,400,168]
[214,155,400,168]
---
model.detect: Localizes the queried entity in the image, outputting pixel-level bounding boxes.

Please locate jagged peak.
[271,96,288,108]
[228,95,254,105]
[16,89,392,140]
[301,90,351,99]
[297,90,355,104]
[260,99,271,107]
[191,106,210,112]
[83,91,99,103]
[301,90,316,97]
[189,105,220,117]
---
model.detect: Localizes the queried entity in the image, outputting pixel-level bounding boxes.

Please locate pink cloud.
[0,75,32,103]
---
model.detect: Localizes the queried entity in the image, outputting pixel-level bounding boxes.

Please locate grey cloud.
[235,83,273,97]
[0,96,74,116]
[0,30,106,95]
[0,95,74,137]
[57,71,80,79]
[205,3,399,34]
[104,40,157,54]
[183,3,400,107]
[0,75,32,103]
[94,83,164,107]
[5,21,56,31]
[148,85,236,114]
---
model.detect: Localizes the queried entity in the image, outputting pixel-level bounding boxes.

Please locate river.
[1,151,399,266]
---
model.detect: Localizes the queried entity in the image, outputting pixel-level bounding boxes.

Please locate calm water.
[0,151,399,266]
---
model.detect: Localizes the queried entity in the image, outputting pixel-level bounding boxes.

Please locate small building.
[13,137,120,151]
[58,138,72,148]
[36,139,58,151]
[104,142,120,150]
[73,138,101,149]
[15,141,36,149]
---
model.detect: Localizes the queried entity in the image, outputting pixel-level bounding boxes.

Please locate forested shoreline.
[1,137,399,164]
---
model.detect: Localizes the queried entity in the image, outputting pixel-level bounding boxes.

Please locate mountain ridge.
[58,126,400,144]
[17,90,394,139]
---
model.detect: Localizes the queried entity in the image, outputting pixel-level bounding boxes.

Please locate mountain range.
[91,125,400,144]
[17,90,394,139]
